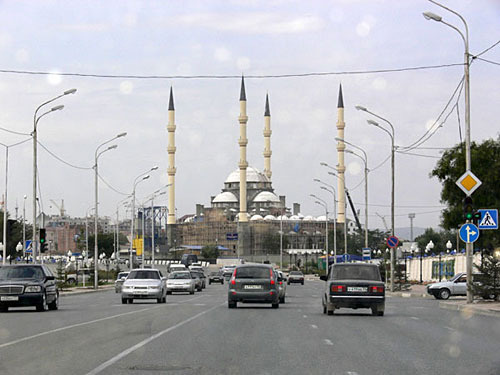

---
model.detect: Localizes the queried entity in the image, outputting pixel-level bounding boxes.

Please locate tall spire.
[337,83,344,108]
[264,93,270,116]
[263,93,272,179]
[240,76,246,101]
[168,86,175,110]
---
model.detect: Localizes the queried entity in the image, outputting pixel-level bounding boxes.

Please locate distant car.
[121,269,167,304]
[0,265,59,312]
[180,254,198,267]
[169,264,187,273]
[65,271,91,286]
[115,272,129,293]
[190,271,204,292]
[276,270,287,303]
[228,264,280,309]
[221,265,236,279]
[167,271,195,294]
[189,265,204,272]
[321,263,385,316]
[209,271,224,285]
[288,271,304,285]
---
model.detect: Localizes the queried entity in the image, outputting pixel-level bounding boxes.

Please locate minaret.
[238,77,249,223]
[167,87,176,226]
[263,94,272,179]
[336,84,346,223]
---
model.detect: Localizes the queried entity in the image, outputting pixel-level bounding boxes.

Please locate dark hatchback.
[228,264,280,309]
[0,265,59,312]
[208,271,224,285]
[321,263,385,316]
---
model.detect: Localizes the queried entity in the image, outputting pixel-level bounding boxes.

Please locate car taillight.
[270,269,275,285]
[370,286,384,293]
[230,269,237,285]
[279,281,282,285]
[331,284,345,293]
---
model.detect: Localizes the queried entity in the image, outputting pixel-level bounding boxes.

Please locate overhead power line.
[0,62,465,80]
[474,40,500,58]
[476,57,500,66]
[37,141,92,170]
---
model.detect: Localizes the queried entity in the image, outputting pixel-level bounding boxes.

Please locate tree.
[0,211,31,259]
[414,228,455,255]
[473,253,500,300]
[431,137,500,249]
[87,233,120,258]
[201,244,219,259]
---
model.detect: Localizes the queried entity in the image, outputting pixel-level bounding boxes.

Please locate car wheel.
[483,293,497,300]
[157,298,163,303]
[301,281,304,285]
[228,301,237,308]
[48,293,59,310]
[163,296,167,303]
[190,290,195,295]
[66,278,76,286]
[272,302,279,309]
[372,306,384,316]
[128,299,133,304]
[209,281,212,285]
[322,304,326,314]
[221,281,224,285]
[121,298,127,304]
[36,293,48,312]
[279,296,285,304]
[167,291,172,295]
[439,288,451,300]
[287,282,290,285]
[0,304,8,312]
[433,294,441,300]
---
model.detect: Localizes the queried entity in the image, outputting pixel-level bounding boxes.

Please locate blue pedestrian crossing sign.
[459,223,480,243]
[477,209,498,230]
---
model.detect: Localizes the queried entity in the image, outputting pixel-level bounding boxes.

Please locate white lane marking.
[303,315,308,318]
[0,295,204,350]
[86,302,224,375]
[445,326,455,331]
[310,324,318,329]
[410,316,420,320]
[324,339,333,346]
[347,372,359,375]
[193,303,206,306]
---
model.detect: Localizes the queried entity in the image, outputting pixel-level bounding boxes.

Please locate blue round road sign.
[459,223,480,243]
[387,236,399,248]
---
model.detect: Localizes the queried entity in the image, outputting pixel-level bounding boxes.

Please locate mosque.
[163,79,356,261]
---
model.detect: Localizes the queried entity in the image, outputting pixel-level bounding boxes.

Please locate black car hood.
[0,279,44,285]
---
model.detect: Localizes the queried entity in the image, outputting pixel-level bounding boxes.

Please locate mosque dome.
[213,191,238,203]
[250,215,264,221]
[264,215,276,221]
[225,166,270,184]
[303,215,314,221]
[289,215,300,221]
[253,191,280,203]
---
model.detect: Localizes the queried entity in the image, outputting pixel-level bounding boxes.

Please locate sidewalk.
[439,299,500,318]
[59,284,114,297]
[386,284,430,298]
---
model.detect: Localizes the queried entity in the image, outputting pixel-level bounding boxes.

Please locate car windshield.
[210,272,219,276]
[127,270,159,280]
[117,273,128,279]
[190,272,201,278]
[0,266,45,280]
[235,267,270,279]
[169,273,191,279]
[331,266,381,281]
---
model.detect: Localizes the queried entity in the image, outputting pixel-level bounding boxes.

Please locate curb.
[60,286,114,297]
[438,301,500,318]
[386,292,431,299]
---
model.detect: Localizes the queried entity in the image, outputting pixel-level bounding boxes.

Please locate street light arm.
[367,120,393,142]
[428,0,469,46]
[33,89,76,129]
[95,133,126,161]
[364,110,394,137]
[334,137,368,165]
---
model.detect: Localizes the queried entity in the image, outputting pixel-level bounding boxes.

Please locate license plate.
[1,296,19,301]
[347,287,367,292]
[244,285,262,290]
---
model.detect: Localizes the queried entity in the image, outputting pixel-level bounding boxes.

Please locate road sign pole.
[466,239,473,303]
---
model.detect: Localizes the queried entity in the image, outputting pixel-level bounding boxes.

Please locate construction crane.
[376,212,389,232]
[50,199,66,217]
[345,189,362,231]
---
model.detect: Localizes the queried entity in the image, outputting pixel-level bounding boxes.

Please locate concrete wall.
[405,253,481,282]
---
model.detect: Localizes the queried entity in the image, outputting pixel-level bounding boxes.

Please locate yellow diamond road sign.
[456,171,482,196]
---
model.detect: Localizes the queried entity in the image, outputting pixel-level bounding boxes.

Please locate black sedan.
[208,271,224,285]
[0,264,59,312]
[321,263,385,316]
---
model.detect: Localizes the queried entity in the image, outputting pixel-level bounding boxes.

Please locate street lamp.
[424,0,473,302]
[311,194,329,274]
[32,89,76,264]
[313,179,337,264]
[130,167,158,270]
[426,240,435,280]
[94,133,126,289]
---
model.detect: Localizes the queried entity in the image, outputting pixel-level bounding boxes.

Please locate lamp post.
[94,133,126,289]
[313,179,337,264]
[23,195,27,261]
[16,242,22,263]
[130,166,158,270]
[311,194,329,275]
[335,138,369,250]
[423,3,472,303]
[33,89,76,264]
[426,240,435,280]
[0,142,9,264]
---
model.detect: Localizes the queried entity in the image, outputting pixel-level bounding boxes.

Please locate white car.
[121,269,167,304]
[169,264,187,273]
[167,271,195,294]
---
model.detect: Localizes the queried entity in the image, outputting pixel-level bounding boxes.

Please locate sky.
[0,0,498,232]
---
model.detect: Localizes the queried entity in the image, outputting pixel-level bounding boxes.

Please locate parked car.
[209,271,224,285]
[65,271,91,286]
[0,264,59,312]
[115,272,129,293]
[276,270,287,303]
[167,271,195,294]
[121,269,167,304]
[288,271,304,285]
[190,271,204,291]
[228,264,280,309]
[321,263,385,316]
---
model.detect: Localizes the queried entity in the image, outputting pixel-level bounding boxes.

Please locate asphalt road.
[0,281,499,375]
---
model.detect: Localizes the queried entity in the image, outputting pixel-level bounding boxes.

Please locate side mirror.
[161,277,167,281]
[121,277,126,281]
[320,275,327,281]
[46,275,55,281]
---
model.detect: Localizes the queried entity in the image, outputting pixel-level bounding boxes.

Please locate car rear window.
[235,267,270,279]
[290,271,303,276]
[128,270,160,280]
[331,265,381,281]
[169,272,191,279]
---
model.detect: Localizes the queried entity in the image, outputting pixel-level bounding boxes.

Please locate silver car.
[121,269,167,304]
[115,272,129,293]
[276,270,287,303]
[167,271,195,294]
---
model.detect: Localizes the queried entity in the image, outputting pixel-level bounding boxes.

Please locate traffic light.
[472,211,481,225]
[463,197,474,221]
[39,228,48,253]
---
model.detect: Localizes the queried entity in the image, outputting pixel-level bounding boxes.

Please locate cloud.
[174,13,324,34]
[214,47,232,62]
[236,57,251,71]
[54,23,109,32]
